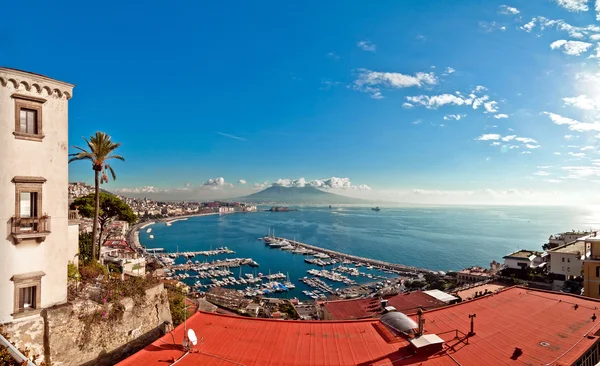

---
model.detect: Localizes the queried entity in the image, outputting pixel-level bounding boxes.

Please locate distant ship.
[372,207,381,211]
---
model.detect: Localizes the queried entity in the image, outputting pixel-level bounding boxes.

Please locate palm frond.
[107,155,125,161]
[107,165,117,180]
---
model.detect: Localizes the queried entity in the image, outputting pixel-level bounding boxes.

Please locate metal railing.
[10,216,51,235]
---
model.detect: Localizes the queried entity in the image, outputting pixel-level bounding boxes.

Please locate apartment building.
[0,67,78,323]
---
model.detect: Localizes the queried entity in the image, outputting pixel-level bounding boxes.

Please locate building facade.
[583,237,600,299]
[456,266,493,285]
[503,250,547,270]
[548,240,585,281]
[0,68,78,323]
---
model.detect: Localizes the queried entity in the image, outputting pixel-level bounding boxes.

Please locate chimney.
[380,299,388,310]
[417,308,425,336]
[468,313,476,336]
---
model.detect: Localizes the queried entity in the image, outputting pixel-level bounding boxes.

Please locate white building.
[548,241,586,281]
[0,68,78,323]
[546,230,592,249]
[503,250,547,270]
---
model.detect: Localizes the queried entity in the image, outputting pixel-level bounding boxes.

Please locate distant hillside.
[239,185,365,204]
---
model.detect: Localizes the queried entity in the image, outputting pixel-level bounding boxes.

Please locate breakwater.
[273,236,435,275]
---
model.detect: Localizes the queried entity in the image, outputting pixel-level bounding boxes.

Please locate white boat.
[149,235,154,239]
[146,228,152,233]
[281,244,295,250]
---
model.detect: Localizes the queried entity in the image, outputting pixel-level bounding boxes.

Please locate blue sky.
[4,0,600,203]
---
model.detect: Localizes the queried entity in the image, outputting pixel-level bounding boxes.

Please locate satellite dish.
[188,329,198,346]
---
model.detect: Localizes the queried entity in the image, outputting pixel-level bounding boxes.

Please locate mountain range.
[238,185,365,204]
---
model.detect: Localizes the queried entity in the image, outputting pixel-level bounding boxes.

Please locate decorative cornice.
[12,176,47,184]
[11,93,47,104]
[11,271,46,282]
[0,68,73,100]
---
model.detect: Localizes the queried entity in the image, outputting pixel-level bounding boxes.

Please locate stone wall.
[2,283,172,365]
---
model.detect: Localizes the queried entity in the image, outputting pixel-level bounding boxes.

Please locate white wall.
[0,69,74,323]
[503,257,532,270]
[549,252,582,278]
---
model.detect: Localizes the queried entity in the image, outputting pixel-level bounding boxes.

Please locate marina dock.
[272,236,434,275]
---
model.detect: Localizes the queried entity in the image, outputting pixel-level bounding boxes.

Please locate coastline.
[128,211,257,250]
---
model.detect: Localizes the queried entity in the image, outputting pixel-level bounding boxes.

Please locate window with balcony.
[11,271,44,318]
[11,93,45,142]
[11,176,49,244]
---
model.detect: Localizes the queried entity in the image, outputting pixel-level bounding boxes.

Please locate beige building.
[548,240,585,280]
[456,266,493,285]
[0,68,78,323]
[583,237,600,299]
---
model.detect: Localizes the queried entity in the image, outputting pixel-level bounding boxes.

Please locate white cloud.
[555,0,589,12]
[479,21,506,32]
[443,114,466,120]
[357,40,376,52]
[238,179,247,184]
[597,0,600,20]
[525,144,541,149]
[544,111,581,125]
[353,69,437,98]
[564,134,577,140]
[589,43,600,58]
[494,114,509,119]
[545,111,600,131]
[555,152,562,155]
[444,67,456,74]
[491,142,501,146]
[216,132,247,141]
[581,146,596,150]
[521,151,532,154]
[476,134,501,141]
[568,152,587,157]
[402,102,414,109]
[273,177,371,190]
[407,94,469,108]
[412,119,422,125]
[203,177,234,189]
[550,40,593,55]
[253,181,270,189]
[563,95,597,110]
[484,101,499,113]
[533,171,551,176]
[591,34,600,41]
[502,135,516,141]
[545,179,562,183]
[515,137,538,143]
[499,5,520,14]
[521,16,600,39]
[326,51,340,59]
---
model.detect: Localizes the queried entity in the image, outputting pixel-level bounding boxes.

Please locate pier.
[272,236,434,275]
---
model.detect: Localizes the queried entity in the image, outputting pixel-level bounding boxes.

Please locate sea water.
[139,205,600,299]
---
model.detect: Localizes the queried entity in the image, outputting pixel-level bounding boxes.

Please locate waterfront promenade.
[273,236,435,275]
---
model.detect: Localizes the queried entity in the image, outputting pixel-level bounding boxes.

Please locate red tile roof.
[323,291,446,320]
[117,287,600,366]
[387,290,447,314]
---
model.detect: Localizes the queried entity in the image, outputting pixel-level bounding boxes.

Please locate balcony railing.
[10,216,51,244]
[68,209,79,220]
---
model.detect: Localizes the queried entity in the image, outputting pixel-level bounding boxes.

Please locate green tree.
[78,232,94,263]
[71,192,137,254]
[69,132,124,261]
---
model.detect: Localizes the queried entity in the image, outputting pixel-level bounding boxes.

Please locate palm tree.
[69,132,124,261]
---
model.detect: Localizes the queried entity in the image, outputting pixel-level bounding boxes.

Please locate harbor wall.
[274,237,434,274]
